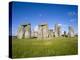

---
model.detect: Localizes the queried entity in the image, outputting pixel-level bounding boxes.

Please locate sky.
[11,1,78,36]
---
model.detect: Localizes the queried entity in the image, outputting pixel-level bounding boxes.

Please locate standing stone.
[34,31,38,38]
[54,24,61,37]
[54,24,58,37]
[68,25,74,37]
[64,31,66,37]
[48,29,53,38]
[17,23,31,39]
[24,24,31,38]
[38,23,48,39]
[31,30,38,38]
[17,25,24,39]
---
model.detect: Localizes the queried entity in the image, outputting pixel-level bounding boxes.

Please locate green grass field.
[12,37,78,58]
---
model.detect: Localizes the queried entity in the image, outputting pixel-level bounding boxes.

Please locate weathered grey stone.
[48,29,53,38]
[17,25,24,39]
[17,23,31,39]
[17,22,76,39]
[31,30,38,38]
[38,23,48,39]
[68,25,74,37]
[54,24,61,37]
[23,24,31,38]
[63,31,66,37]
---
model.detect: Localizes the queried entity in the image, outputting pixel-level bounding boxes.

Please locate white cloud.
[58,24,62,26]
[34,25,38,31]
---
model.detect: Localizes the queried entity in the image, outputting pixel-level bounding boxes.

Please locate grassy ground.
[12,37,78,58]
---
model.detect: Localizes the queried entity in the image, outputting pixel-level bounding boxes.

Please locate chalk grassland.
[12,37,78,58]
